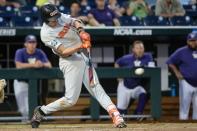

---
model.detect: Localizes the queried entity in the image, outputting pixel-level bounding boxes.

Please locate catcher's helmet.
[40,4,61,23]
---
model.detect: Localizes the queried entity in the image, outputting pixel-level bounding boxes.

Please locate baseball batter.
[167,32,197,120]
[115,41,154,116]
[31,4,126,128]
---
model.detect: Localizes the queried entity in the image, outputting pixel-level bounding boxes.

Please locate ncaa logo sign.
[50,10,58,16]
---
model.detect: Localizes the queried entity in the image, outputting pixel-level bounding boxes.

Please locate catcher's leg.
[0,79,6,103]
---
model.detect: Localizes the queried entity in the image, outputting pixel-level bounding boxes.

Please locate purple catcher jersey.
[15,48,49,63]
[116,53,153,89]
[167,46,197,87]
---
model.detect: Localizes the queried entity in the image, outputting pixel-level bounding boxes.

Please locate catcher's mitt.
[0,79,6,103]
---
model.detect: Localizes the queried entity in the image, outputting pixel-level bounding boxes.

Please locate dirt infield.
[0,123,197,131]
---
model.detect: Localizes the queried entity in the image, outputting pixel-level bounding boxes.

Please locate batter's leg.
[83,68,113,110]
[82,65,126,128]
[179,80,192,120]
[40,57,85,114]
[31,56,86,128]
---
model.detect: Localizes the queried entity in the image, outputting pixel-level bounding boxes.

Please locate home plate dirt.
[0,123,197,131]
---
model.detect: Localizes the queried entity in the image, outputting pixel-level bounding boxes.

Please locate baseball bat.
[78,31,95,87]
[87,47,95,87]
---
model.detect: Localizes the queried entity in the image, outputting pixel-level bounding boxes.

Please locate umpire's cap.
[40,4,61,23]
[187,32,197,41]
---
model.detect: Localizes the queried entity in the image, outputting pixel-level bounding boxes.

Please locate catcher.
[0,79,6,103]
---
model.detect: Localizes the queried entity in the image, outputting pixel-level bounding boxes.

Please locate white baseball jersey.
[41,13,81,53]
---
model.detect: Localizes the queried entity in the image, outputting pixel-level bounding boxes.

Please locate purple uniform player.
[15,48,49,64]
[115,40,154,117]
[14,35,51,122]
[167,32,197,120]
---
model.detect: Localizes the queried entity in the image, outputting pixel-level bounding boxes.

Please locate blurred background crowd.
[0,0,197,27]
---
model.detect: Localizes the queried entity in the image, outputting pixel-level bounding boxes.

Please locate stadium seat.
[11,16,34,27]
[183,5,196,11]
[120,16,144,26]
[0,6,17,26]
[81,5,91,15]
[58,5,70,14]
[0,13,11,25]
[184,5,197,17]
[0,17,9,27]
[170,16,193,26]
[0,6,17,18]
[88,0,96,8]
[0,5,12,12]
[186,10,197,17]
[20,6,39,18]
[144,16,170,26]
[193,19,197,26]
[19,6,40,26]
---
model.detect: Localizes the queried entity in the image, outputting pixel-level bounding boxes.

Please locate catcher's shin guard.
[107,104,127,128]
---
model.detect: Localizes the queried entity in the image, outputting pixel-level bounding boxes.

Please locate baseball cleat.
[31,121,40,128]
[107,105,127,128]
[112,113,127,128]
[31,106,45,128]
[115,121,127,128]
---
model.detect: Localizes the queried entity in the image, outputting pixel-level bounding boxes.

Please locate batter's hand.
[79,31,91,42]
[0,79,6,103]
[81,41,91,49]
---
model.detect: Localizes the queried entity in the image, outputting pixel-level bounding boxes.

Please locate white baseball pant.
[179,79,197,120]
[117,81,146,110]
[41,53,114,114]
[13,80,29,120]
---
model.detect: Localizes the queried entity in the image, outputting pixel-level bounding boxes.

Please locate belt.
[61,52,81,58]
[61,54,72,58]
